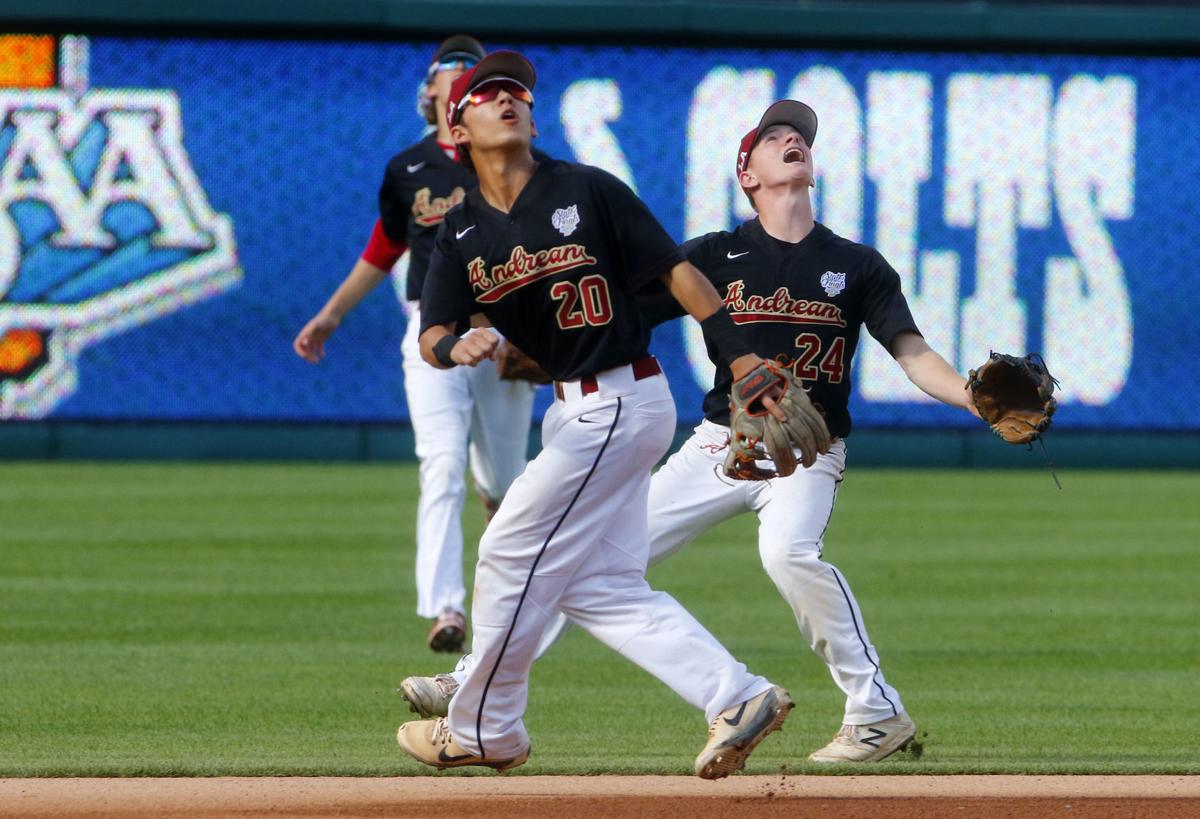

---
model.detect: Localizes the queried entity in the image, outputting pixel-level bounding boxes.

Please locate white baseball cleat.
[807,712,917,763]
[694,685,794,780]
[396,717,528,772]
[397,673,459,719]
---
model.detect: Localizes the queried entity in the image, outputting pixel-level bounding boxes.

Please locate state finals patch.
[551,204,580,237]
[820,271,846,297]
[0,35,241,419]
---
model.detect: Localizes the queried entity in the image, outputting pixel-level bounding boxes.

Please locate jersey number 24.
[792,333,846,383]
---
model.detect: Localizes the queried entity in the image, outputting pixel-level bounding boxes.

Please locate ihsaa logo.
[0,88,241,418]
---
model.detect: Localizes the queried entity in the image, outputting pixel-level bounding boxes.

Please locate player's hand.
[761,393,787,422]
[729,354,761,382]
[961,379,985,420]
[451,329,500,366]
[729,354,788,421]
[293,313,340,363]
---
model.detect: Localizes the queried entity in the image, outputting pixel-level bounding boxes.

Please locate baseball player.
[397,51,795,778]
[293,35,535,654]
[400,101,984,764]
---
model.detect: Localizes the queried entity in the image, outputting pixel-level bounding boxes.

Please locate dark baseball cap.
[430,34,486,67]
[736,100,819,175]
[446,51,537,128]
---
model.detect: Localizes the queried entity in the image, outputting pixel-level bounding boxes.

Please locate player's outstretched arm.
[293,258,389,363]
[659,261,763,382]
[891,331,981,418]
[419,323,499,369]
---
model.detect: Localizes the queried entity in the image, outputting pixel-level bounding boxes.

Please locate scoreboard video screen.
[2,33,1195,429]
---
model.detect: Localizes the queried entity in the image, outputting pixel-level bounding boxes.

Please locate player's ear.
[738,169,759,196]
[451,122,470,148]
[530,117,538,138]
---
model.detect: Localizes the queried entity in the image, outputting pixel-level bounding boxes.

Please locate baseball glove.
[495,341,552,384]
[724,361,832,480]
[966,352,1058,444]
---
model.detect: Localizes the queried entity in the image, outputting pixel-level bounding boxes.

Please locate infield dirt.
[3,776,1199,818]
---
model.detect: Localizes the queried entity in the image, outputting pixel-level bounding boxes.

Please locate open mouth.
[500,109,518,122]
[783,147,804,164]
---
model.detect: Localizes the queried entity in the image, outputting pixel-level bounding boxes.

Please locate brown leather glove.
[966,352,1058,444]
[495,341,552,384]
[724,361,831,480]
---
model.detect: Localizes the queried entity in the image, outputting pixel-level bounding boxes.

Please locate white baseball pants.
[401,308,535,618]
[445,365,772,759]
[458,419,905,726]
[640,420,904,725]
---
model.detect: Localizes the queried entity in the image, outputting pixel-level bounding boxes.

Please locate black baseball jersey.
[420,159,684,381]
[679,219,920,438]
[379,137,552,301]
[378,134,475,301]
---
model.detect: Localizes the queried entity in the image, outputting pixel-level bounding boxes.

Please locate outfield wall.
[5,421,1200,470]
[1,6,1199,464]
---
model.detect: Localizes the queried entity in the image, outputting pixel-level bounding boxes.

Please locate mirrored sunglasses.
[461,79,534,112]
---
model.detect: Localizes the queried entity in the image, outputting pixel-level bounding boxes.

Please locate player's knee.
[759,540,825,585]
[418,449,468,498]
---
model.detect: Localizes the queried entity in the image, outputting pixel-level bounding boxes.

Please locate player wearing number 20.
[403,51,794,777]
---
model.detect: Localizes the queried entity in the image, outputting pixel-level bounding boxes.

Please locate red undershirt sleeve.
[360,218,408,269]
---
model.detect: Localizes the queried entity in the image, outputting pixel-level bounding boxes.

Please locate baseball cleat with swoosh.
[694,684,794,779]
[396,717,529,771]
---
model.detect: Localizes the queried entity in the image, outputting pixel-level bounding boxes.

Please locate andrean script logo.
[468,244,596,303]
[0,86,241,419]
[412,186,465,227]
[723,281,846,327]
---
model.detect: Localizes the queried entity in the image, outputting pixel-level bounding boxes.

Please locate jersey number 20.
[551,275,613,329]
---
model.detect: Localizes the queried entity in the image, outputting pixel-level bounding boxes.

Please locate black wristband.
[699,306,754,365]
[432,334,461,368]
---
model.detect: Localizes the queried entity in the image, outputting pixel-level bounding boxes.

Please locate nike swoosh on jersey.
[727,250,750,259]
[456,225,476,239]
[407,162,426,173]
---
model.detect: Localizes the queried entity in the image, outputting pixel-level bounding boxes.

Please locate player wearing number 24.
[627,100,987,761]
[402,100,987,765]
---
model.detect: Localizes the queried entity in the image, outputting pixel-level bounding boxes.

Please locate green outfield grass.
[1,462,1197,776]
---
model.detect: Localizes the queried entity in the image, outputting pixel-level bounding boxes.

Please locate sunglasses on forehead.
[433,55,479,73]
[458,79,534,113]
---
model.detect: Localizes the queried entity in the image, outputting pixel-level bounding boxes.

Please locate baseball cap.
[736,100,819,175]
[430,34,486,68]
[446,50,537,128]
